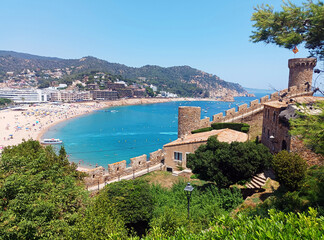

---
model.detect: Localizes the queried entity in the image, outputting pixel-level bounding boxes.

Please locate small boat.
[41,138,63,145]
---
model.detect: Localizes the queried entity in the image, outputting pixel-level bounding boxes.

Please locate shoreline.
[0,97,233,171]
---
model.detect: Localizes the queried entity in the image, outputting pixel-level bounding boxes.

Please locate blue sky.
[0,0,312,89]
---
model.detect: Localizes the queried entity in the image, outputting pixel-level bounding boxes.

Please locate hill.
[0,50,247,97]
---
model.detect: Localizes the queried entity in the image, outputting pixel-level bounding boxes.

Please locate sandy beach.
[0,98,177,150]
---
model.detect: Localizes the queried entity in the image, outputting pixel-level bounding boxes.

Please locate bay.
[44,91,271,168]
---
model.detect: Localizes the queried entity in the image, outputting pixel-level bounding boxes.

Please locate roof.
[264,96,324,109]
[164,128,248,147]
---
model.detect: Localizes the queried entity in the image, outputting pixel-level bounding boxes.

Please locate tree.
[95,179,154,236]
[187,136,272,188]
[145,87,155,97]
[0,140,88,239]
[289,101,324,155]
[250,1,324,59]
[0,98,12,106]
[272,150,307,191]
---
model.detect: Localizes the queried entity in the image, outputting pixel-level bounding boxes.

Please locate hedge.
[211,122,250,133]
[191,123,250,134]
[191,127,213,134]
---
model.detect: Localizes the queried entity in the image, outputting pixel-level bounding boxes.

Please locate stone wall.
[288,58,317,88]
[84,149,165,188]
[149,149,164,164]
[130,154,147,169]
[178,106,201,138]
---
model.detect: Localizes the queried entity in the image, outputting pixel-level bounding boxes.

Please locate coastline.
[0,97,225,172]
[0,98,180,149]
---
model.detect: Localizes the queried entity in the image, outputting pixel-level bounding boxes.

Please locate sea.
[43,90,272,168]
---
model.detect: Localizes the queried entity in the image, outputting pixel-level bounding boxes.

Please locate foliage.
[143,208,324,239]
[191,127,213,134]
[95,179,154,236]
[250,0,324,59]
[0,98,12,106]
[187,136,272,188]
[149,181,243,234]
[246,165,324,217]
[211,122,250,133]
[272,151,308,191]
[145,87,155,97]
[0,140,88,239]
[68,199,127,239]
[290,101,324,155]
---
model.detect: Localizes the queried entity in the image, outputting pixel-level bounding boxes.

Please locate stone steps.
[245,172,268,189]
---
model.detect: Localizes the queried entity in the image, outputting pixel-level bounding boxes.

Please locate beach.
[0,98,177,150]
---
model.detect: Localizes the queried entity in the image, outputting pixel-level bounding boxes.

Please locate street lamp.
[184,182,194,220]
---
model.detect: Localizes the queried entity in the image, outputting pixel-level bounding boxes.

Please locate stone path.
[87,163,163,191]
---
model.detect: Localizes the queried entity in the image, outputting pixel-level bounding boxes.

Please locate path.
[87,163,163,191]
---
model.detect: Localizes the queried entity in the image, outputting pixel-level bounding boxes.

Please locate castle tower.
[288,58,317,90]
[178,106,201,138]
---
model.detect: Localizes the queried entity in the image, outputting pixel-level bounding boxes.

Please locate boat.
[41,138,63,145]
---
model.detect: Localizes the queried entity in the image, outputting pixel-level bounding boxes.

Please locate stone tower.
[288,58,317,89]
[178,106,201,138]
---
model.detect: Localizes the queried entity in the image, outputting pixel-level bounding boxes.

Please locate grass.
[140,170,206,188]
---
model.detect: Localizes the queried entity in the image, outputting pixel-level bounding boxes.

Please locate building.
[261,96,324,154]
[91,90,118,100]
[0,88,47,103]
[133,89,146,97]
[87,83,99,90]
[117,89,133,98]
[50,90,91,102]
[106,82,126,90]
[163,128,248,171]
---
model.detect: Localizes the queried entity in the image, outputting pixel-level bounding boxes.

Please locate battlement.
[288,58,317,89]
[288,58,317,68]
[84,149,165,188]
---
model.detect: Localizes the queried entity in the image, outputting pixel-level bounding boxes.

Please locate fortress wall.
[108,160,127,176]
[250,99,259,108]
[130,154,147,169]
[212,112,223,122]
[260,95,269,103]
[199,117,211,128]
[178,106,201,138]
[149,149,164,164]
[238,103,248,112]
[270,92,279,101]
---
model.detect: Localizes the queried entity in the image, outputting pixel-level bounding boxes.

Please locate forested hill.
[0,50,247,97]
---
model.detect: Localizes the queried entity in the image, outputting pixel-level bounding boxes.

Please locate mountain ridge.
[0,50,247,97]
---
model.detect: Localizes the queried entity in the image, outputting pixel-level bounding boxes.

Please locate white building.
[0,88,47,103]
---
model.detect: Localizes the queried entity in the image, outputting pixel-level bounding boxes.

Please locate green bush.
[143,208,324,239]
[272,151,307,191]
[211,122,250,133]
[149,181,243,233]
[191,127,213,134]
[187,136,272,188]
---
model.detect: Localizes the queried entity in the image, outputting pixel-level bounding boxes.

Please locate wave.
[159,132,177,135]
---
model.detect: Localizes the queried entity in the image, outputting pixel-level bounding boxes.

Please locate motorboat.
[40,138,63,145]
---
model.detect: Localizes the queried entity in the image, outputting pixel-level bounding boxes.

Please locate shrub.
[272,151,307,191]
[191,127,213,134]
[187,136,272,188]
[211,122,250,133]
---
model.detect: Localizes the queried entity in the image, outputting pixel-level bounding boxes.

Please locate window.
[273,112,276,122]
[174,152,182,161]
[267,129,270,138]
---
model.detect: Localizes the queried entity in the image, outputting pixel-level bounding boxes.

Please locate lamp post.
[184,182,194,220]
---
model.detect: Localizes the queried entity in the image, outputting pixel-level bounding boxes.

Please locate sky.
[0,0,316,90]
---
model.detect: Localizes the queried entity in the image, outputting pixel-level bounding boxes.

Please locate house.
[163,128,248,172]
[261,96,324,154]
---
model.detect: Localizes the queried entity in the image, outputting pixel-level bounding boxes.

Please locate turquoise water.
[44,91,271,168]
